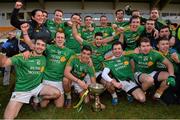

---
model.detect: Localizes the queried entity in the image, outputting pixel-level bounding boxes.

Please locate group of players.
[0,1,180,119]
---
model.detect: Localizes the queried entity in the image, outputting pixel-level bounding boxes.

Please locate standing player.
[140,19,158,49]
[97,15,114,40]
[120,16,144,51]
[11,1,51,44]
[72,19,113,74]
[62,13,82,53]
[79,16,98,42]
[45,9,64,40]
[112,9,129,28]
[150,8,167,31]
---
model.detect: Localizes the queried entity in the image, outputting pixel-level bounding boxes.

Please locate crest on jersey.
[147,61,153,67]
[40,66,45,72]
[60,56,66,62]
[124,61,129,65]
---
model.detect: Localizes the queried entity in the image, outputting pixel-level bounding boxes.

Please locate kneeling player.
[101,42,145,105]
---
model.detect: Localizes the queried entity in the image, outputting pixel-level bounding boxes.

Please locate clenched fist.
[15,1,23,9]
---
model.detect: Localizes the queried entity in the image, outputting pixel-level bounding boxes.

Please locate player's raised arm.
[72,18,84,44]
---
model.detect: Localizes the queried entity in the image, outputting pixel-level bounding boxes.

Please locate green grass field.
[1,72,180,119]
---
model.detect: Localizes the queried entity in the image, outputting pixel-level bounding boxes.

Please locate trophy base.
[92,104,102,112]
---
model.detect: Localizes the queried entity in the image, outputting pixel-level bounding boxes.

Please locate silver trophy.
[88,83,105,112]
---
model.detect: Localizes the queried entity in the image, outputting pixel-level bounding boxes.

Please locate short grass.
[1,72,180,119]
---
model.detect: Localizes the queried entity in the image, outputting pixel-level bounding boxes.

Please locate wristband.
[167,75,176,87]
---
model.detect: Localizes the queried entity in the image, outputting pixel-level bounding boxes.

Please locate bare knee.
[41,103,48,108]
[101,79,115,93]
[144,77,154,84]
[40,100,50,108]
[132,89,146,103]
[137,95,146,103]
[54,96,64,108]
[141,77,154,90]
[54,91,61,98]
[54,100,64,108]
[55,104,64,108]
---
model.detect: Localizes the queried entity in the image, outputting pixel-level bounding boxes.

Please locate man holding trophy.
[64,45,105,111]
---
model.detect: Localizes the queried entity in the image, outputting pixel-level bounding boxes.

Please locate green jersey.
[67,55,95,80]
[82,41,111,72]
[155,19,167,30]
[104,55,134,81]
[45,19,64,40]
[177,26,180,41]
[62,22,81,53]
[43,44,74,81]
[157,49,180,73]
[11,54,46,91]
[112,21,129,28]
[123,26,144,50]
[96,26,113,38]
[79,26,99,42]
[111,21,130,41]
[130,50,165,74]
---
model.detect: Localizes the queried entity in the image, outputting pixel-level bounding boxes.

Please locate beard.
[34,49,43,56]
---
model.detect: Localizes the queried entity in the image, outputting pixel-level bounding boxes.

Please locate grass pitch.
[1,72,180,119]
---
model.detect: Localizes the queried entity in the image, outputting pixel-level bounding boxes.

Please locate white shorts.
[10,84,44,104]
[72,82,84,93]
[84,71,102,85]
[118,80,139,93]
[43,80,64,94]
[74,72,102,93]
[134,71,158,85]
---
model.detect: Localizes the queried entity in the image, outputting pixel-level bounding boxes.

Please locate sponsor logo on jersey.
[60,56,66,62]
[40,66,45,72]
[147,61,153,67]
[124,61,129,65]
[37,60,41,65]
